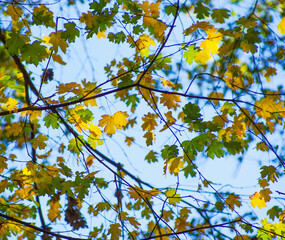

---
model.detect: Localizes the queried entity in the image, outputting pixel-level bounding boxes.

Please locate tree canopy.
[0,0,285,239]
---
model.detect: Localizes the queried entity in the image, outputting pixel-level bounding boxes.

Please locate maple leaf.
[97,31,106,39]
[194,1,210,19]
[98,111,129,136]
[183,45,197,65]
[250,192,266,209]
[160,78,175,88]
[165,188,181,206]
[125,136,134,146]
[48,195,61,222]
[6,97,19,111]
[211,8,230,23]
[209,92,224,105]
[128,186,160,201]
[200,27,223,55]
[49,31,69,53]
[267,206,282,221]
[160,92,181,110]
[30,134,48,150]
[278,17,285,35]
[136,34,155,57]
[226,193,241,210]
[143,131,155,146]
[168,156,184,175]
[141,112,157,131]
[145,150,158,163]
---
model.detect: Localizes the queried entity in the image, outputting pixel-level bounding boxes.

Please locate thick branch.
[0,213,89,240]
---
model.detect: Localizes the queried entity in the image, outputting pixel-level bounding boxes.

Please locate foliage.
[0,0,285,239]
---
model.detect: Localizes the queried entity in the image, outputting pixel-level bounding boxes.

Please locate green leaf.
[194,1,210,19]
[61,22,80,43]
[161,145,179,160]
[21,41,48,66]
[267,206,282,221]
[183,164,196,178]
[211,9,230,23]
[206,140,225,159]
[165,4,177,16]
[44,113,60,129]
[183,102,203,124]
[5,32,28,55]
[108,32,126,44]
[145,150,158,163]
[183,45,197,65]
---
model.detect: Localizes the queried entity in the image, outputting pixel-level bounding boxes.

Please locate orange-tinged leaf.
[86,155,94,167]
[160,93,181,110]
[5,4,23,21]
[260,188,272,202]
[250,192,267,209]
[125,136,134,146]
[256,142,269,151]
[52,53,66,65]
[141,112,157,131]
[278,17,285,35]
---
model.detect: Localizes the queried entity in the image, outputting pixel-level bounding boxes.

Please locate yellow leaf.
[141,112,157,131]
[128,186,160,201]
[136,34,155,57]
[160,93,181,110]
[98,111,129,136]
[250,192,267,209]
[209,92,224,105]
[48,195,61,222]
[168,157,184,175]
[165,188,181,206]
[97,31,106,39]
[224,64,244,90]
[29,110,42,122]
[278,17,285,35]
[194,49,211,64]
[161,78,175,88]
[200,27,223,55]
[143,131,155,146]
[125,136,134,146]
[113,111,129,130]
[6,97,19,111]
